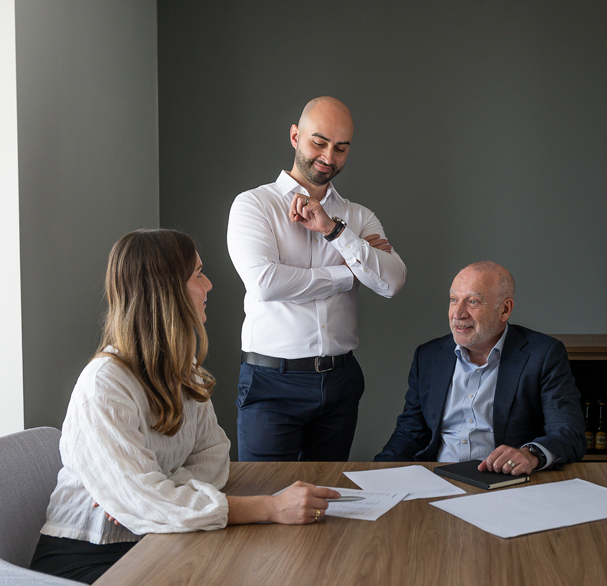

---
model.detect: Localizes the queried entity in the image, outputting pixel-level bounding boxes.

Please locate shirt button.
[315,237,319,243]
[462,440,468,444]
[321,325,325,329]
[468,418,473,423]
[346,245,350,249]
[468,394,473,398]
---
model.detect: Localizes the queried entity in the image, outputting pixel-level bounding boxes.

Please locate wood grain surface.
[93,462,607,586]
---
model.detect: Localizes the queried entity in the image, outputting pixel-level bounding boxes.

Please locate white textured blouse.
[41,350,231,544]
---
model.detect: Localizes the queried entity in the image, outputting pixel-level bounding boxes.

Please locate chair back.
[0,427,62,568]
[0,558,82,585]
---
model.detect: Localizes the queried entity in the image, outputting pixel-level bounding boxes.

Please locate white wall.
[0,0,24,435]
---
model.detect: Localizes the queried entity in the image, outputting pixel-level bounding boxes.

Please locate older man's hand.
[478,445,539,476]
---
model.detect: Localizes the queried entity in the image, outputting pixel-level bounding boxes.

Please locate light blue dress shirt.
[437,324,554,468]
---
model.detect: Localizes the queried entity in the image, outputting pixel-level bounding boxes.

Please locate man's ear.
[290,124,299,149]
[500,298,514,323]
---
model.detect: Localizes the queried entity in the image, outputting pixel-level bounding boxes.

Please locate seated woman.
[31,229,338,584]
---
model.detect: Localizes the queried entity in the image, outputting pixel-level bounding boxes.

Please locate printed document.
[323,487,408,521]
[275,485,407,521]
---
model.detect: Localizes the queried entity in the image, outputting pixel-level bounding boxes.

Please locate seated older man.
[375,261,586,475]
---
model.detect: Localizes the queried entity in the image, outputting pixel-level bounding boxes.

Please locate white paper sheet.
[430,478,607,538]
[322,487,408,521]
[344,465,466,500]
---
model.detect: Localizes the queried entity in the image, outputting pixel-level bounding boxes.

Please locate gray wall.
[16,2,606,461]
[158,1,607,461]
[17,0,159,429]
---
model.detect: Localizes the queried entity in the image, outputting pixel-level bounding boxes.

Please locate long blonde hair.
[96,229,215,436]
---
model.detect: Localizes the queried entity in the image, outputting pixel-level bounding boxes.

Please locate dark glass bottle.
[595,402,606,451]
[585,402,595,452]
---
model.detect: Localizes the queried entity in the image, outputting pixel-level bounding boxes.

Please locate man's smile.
[314,160,333,173]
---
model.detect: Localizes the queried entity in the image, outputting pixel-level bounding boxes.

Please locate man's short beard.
[450,305,503,350]
[295,148,343,186]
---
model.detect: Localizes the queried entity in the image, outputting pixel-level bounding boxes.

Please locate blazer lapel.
[493,326,530,445]
[424,337,457,457]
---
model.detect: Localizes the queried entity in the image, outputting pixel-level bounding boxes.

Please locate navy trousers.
[236,356,365,461]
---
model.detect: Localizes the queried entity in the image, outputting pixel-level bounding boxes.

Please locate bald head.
[458,261,515,303]
[298,97,354,137]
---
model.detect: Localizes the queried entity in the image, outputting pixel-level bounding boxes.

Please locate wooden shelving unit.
[551,335,607,461]
[551,334,607,361]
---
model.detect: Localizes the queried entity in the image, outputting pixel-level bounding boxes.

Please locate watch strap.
[324,217,346,242]
[524,444,547,469]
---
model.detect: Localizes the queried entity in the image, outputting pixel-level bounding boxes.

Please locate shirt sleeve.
[166,400,231,491]
[66,388,230,535]
[331,218,406,298]
[227,192,354,304]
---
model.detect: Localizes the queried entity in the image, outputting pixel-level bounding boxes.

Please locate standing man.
[374,261,586,474]
[227,96,406,461]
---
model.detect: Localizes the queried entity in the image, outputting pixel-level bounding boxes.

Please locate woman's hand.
[226,481,341,525]
[269,481,341,524]
[92,501,121,525]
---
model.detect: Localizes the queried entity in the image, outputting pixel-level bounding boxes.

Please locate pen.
[327,496,366,502]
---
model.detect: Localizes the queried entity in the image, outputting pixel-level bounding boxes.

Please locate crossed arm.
[227,191,405,305]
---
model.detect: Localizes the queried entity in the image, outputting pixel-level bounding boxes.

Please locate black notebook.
[434,459,531,490]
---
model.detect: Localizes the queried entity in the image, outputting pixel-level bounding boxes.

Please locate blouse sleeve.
[165,399,231,493]
[61,365,230,535]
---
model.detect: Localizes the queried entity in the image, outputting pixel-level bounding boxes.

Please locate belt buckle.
[314,356,334,373]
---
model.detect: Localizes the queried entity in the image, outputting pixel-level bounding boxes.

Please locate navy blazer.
[375,324,586,464]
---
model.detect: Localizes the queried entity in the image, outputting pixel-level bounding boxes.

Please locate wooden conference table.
[93,461,607,586]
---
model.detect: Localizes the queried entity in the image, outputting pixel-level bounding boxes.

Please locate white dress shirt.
[41,350,231,544]
[227,171,406,359]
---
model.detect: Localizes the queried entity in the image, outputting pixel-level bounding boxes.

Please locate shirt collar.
[455,323,509,366]
[276,170,342,205]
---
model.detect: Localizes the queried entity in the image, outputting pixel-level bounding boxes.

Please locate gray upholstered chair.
[0,562,84,586]
[0,427,82,585]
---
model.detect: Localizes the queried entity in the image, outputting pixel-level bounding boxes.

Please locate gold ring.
[507,459,515,468]
[314,508,321,522]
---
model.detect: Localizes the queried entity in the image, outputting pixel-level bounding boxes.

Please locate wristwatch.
[324,217,347,242]
[524,444,547,470]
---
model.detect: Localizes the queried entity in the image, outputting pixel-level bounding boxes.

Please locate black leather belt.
[242,351,353,373]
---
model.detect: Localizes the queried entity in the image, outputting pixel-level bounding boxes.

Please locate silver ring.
[507,459,515,468]
[303,197,309,206]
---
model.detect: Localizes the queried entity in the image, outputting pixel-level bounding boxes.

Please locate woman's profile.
[30,229,338,584]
